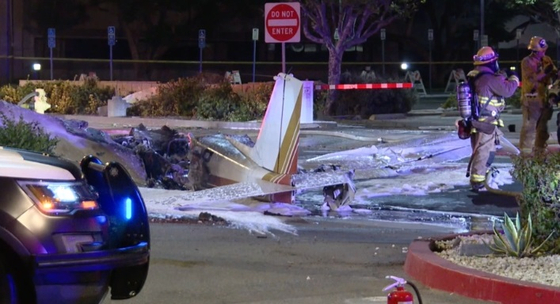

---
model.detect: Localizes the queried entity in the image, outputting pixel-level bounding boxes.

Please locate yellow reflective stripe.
[478,96,504,107]
[488,101,504,107]
[470,174,486,182]
[478,117,503,126]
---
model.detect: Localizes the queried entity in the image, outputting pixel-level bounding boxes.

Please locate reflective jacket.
[521,54,557,100]
[467,66,519,127]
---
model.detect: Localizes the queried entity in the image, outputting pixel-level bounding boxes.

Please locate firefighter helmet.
[527,36,548,51]
[473,46,499,66]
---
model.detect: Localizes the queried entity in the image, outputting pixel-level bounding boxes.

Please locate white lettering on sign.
[272,28,294,35]
[282,11,294,17]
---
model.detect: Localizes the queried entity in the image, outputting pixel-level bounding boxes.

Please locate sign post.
[252,28,259,82]
[265,2,301,73]
[380,29,386,76]
[481,35,489,47]
[48,28,55,80]
[473,30,479,53]
[199,29,206,73]
[108,26,116,80]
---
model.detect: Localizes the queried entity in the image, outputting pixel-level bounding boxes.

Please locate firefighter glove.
[505,68,518,78]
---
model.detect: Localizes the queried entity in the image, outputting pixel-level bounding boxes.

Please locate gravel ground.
[435,234,560,288]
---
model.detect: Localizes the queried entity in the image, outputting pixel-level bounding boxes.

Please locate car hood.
[0,147,77,180]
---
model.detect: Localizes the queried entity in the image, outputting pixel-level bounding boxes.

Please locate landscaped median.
[404,234,560,303]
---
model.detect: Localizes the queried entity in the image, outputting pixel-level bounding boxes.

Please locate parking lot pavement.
[103,221,494,304]
[75,105,532,304]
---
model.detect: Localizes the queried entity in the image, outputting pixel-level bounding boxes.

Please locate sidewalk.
[350,94,559,148]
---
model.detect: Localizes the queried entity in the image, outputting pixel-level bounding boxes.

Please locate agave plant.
[486,213,554,258]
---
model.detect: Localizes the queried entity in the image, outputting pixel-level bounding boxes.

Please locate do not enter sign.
[265,2,300,43]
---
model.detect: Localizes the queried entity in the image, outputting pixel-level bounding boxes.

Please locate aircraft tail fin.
[254,73,302,176]
[230,73,302,179]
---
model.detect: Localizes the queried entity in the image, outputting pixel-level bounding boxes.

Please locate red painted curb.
[404,239,560,303]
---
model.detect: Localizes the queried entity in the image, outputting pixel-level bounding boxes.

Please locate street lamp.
[32,63,41,80]
[401,62,408,70]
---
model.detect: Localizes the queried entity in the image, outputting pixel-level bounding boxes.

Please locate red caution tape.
[314,83,413,90]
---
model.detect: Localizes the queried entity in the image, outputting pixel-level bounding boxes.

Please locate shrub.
[229,82,273,121]
[196,81,241,120]
[0,113,58,154]
[128,76,272,121]
[0,82,36,104]
[330,73,417,117]
[313,88,328,119]
[511,152,560,253]
[128,77,205,117]
[0,79,114,115]
[46,79,114,114]
[486,213,552,257]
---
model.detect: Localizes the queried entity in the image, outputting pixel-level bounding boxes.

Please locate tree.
[90,0,265,79]
[499,0,560,35]
[90,0,197,79]
[296,0,424,115]
[387,0,519,87]
[29,0,89,35]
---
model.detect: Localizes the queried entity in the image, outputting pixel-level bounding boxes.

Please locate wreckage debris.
[108,124,357,208]
[323,169,356,211]
[110,125,259,193]
[198,212,227,224]
[109,124,192,190]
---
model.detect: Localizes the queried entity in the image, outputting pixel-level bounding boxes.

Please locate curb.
[368,113,407,120]
[404,239,560,303]
[61,115,338,131]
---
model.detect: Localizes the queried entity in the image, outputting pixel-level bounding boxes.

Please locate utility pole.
[480,0,484,49]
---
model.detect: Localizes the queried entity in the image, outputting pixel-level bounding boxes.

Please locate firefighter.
[467,46,519,191]
[520,36,558,153]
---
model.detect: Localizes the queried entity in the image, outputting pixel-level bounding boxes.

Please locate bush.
[313,89,328,119]
[0,79,114,115]
[128,77,205,117]
[0,113,58,154]
[47,79,114,114]
[0,82,36,104]
[229,82,273,121]
[196,81,241,120]
[329,73,418,117]
[511,152,560,253]
[128,76,273,122]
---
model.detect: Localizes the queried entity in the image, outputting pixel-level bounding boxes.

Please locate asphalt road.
[103,220,493,304]
[87,94,523,303]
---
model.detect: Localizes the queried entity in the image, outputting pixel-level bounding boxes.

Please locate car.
[0,146,150,304]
